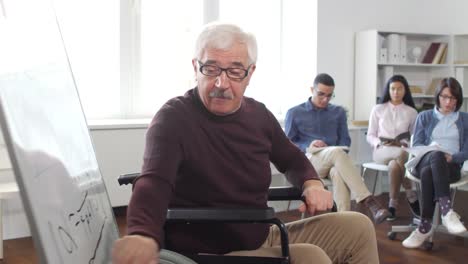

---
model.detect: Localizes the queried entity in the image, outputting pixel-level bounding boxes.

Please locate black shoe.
[408,199,420,218]
[362,196,391,224]
[386,207,396,221]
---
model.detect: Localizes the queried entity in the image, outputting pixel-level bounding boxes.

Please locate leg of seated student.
[227,212,378,264]
[311,147,389,223]
[375,148,418,219]
[403,151,465,248]
[309,152,351,211]
[403,155,437,248]
[425,151,465,234]
[329,167,351,211]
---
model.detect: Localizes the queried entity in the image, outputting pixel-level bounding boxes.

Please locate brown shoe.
[362,196,391,224]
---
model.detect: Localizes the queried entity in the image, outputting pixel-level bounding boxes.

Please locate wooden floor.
[1,192,468,264]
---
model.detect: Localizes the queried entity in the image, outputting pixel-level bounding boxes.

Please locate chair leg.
[371,171,379,195]
[428,202,442,243]
[361,167,367,181]
[451,188,458,204]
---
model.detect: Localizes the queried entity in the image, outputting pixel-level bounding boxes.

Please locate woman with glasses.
[366,75,419,221]
[402,77,468,248]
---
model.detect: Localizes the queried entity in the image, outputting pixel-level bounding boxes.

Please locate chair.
[118,173,309,264]
[387,169,468,250]
[361,162,389,195]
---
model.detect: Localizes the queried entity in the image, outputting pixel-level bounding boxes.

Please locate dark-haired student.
[403,77,468,248]
[285,73,390,223]
[366,75,419,221]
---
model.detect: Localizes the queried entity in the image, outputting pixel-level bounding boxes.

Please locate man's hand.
[310,140,328,148]
[299,180,333,215]
[112,235,159,264]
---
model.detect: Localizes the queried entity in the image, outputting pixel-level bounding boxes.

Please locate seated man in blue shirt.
[285,73,390,224]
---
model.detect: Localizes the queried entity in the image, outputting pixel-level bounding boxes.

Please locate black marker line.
[88,216,107,264]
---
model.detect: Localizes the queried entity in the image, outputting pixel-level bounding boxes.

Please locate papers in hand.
[404,143,450,171]
[307,145,350,155]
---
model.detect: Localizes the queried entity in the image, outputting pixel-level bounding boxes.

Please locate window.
[56,0,317,121]
[137,0,203,117]
[55,0,120,119]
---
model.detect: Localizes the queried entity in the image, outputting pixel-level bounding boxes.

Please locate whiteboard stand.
[0,180,19,259]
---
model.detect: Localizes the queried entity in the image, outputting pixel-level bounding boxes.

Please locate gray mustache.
[209,89,234,99]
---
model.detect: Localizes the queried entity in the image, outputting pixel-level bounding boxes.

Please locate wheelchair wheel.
[387,231,397,240]
[160,249,198,264]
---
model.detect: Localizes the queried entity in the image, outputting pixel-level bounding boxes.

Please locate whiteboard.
[0,0,119,263]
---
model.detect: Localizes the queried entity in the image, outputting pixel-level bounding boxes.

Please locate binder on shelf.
[387,34,400,64]
[432,43,447,64]
[400,35,407,63]
[422,42,441,64]
[379,48,388,63]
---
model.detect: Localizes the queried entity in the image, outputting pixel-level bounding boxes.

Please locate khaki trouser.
[309,147,371,211]
[373,146,411,204]
[228,211,379,264]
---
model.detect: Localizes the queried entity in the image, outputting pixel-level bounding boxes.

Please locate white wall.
[317,0,467,119]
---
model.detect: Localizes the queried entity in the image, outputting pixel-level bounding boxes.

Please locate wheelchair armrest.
[268,186,303,201]
[167,207,290,260]
[167,207,276,222]
[118,173,139,185]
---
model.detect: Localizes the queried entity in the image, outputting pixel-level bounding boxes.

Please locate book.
[432,42,447,64]
[426,77,443,95]
[438,44,448,64]
[379,131,411,145]
[404,143,451,172]
[422,42,441,64]
[409,85,423,94]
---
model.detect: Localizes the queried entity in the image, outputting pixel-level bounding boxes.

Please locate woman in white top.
[367,75,418,221]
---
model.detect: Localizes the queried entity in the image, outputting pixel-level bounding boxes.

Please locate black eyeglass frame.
[197,60,251,81]
[315,90,335,100]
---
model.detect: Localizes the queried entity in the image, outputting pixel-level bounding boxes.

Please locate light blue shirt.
[432,108,460,155]
[284,97,351,152]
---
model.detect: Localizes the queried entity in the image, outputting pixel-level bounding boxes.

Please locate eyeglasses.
[439,95,457,102]
[197,60,250,81]
[315,91,335,100]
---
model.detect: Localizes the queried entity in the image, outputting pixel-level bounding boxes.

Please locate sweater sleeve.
[126,104,183,247]
[366,105,381,148]
[336,107,351,147]
[412,112,428,147]
[268,110,320,188]
[452,113,468,164]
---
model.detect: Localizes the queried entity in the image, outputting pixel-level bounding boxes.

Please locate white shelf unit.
[354,30,468,121]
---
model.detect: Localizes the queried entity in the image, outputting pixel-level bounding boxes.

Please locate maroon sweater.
[127,88,319,254]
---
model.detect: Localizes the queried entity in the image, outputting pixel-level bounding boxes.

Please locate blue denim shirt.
[284,97,351,152]
[413,109,468,165]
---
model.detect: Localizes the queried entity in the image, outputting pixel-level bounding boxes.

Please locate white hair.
[193,22,258,64]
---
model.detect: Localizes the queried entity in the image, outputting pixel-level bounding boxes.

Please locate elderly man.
[285,73,390,223]
[112,23,379,264]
